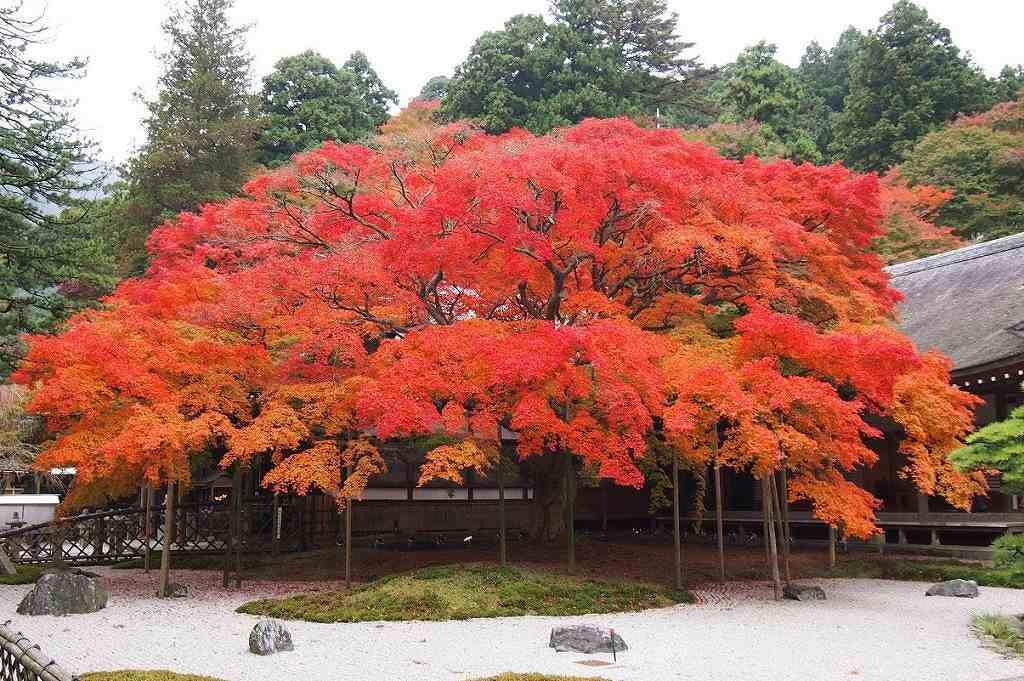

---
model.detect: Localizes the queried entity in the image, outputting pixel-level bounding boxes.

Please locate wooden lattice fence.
[0,622,75,681]
[0,498,336,566]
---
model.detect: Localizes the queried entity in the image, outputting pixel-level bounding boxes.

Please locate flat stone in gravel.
[550,624,627,654]
[783,584,827,601]
[926,579,979,598]
[249,619,294,655]
[17,570,109,616]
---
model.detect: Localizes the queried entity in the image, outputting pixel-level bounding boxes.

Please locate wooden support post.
[234,466,243,589]
[143,485,153,574]
[762,476,781,600]
[828,525,837,569]
[672,454,683,590]
[345,463,353,589]
[271,492,281,557]
[159,483,175,598]
[564,452,576,573]
[714,465,725,583]
[498,451,507,568]
[773,471,791,583]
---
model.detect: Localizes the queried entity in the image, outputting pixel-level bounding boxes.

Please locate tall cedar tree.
[17,118,983,539]
[122,0,259,272]
[0,4,115,373]
[797,27,862,159]
[441,0,709,134]
[901,94,1024,241]
[830,1,995,171]
[258,50,397,167]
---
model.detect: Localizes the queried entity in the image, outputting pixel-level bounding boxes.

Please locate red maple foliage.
[15,118,984,536]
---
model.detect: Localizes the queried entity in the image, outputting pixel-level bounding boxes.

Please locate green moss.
[471,675,612,681]
[0,564,45,585]
[81,672,226,681]
[238,563,692,623]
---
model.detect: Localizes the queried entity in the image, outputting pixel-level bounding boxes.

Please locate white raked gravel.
[3,567,1024,681]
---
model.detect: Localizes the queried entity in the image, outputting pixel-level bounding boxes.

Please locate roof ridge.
[887,231,1024,277]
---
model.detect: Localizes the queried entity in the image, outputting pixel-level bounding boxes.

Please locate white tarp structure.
[0,494,60,527]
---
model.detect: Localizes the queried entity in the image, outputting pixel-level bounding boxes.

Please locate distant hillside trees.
[901,94,1024,241]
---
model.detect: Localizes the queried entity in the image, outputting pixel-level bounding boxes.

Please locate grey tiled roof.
[887,232,1024,373]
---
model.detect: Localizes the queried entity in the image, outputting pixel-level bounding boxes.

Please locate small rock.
[167,582,189,598]
[249,619,294,655]
[549,625,627,654]
[783,584,827,601]
[925,579,979,598]
[17,570,109,616]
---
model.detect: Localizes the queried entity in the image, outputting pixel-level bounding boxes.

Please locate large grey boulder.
[783,584,827,601]
[926,579,979,598]
[17,570,109,616]
[249,619,294,655]
[549,625,627,654]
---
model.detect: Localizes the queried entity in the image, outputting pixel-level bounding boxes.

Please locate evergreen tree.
[0,4,115,372]
[123,0,259,271]
[715,42,820,163]
[442,0,709,134]
[418,75,450,101]
[798,27,862,158]
[952,392,1024,494]
[830,1,995,171]
[996,65,1024,102]
[258,50,397,167]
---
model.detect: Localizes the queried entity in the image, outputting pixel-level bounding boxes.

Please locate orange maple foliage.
[15,117,983,535]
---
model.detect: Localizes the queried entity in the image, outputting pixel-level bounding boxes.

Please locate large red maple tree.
[15,117,983,549]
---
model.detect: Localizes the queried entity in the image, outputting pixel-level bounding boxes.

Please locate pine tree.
[0,4,115,373]
[123,0,259,271]
[952,393,1024,494]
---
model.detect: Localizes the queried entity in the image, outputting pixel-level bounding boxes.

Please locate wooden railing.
[0,622,75,681]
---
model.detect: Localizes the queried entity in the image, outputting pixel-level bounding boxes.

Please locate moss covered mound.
[238,563,691,623]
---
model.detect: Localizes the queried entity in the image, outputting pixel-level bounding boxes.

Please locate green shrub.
[992,534,1024,569]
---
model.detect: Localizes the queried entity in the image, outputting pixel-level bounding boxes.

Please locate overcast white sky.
[24,0,1024,164]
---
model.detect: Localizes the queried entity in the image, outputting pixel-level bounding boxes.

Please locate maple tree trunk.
[158,482,174,598]
[762,476,781,600]
[672,455,683,590]
[714,464,725,583]
[528,454,567,543]
[563,452,576,572]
